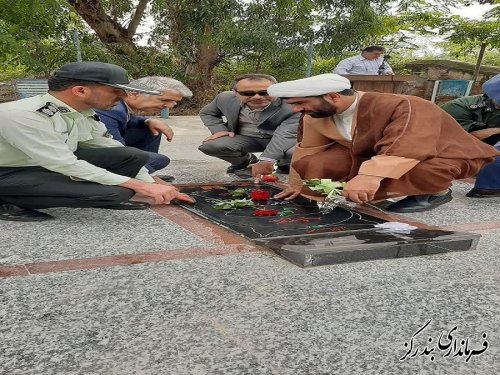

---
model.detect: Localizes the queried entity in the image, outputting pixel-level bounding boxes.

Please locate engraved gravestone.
[177,182,480,267]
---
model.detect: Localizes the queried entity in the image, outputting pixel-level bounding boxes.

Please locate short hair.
[128,76,193,97]
[362,45,385,53]
[231,74,277,90]
[48,76,97,91]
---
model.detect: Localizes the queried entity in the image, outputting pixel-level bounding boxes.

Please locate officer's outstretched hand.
[144,183,195,205]
[121,179,195,205]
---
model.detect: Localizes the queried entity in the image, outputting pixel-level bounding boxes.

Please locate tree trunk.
[164,13,221,97]
[128,0,149,38]
[182,52,219,92]
[472,43,487,83]
[67,0,138,56]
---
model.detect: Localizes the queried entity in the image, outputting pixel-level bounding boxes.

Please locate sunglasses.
[236,90,269,97]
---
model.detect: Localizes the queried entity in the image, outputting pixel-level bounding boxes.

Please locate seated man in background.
[269,74,498,212]
[0,62,193,222]
[442,74,500,198]
[333,46,393,76]
[199,73,300,178]
[96,76,193,182]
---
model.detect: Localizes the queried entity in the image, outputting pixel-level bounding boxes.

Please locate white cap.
[268,74,351,98]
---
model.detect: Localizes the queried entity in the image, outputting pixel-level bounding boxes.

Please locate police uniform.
[441,94,500,144]
[442,92,500,197]
[0,93,154,209]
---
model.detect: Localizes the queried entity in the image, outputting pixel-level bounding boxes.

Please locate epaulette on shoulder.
[469,101,488,110]
[36,102,59,117]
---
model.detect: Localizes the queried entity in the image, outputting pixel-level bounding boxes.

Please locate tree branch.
[67,0,136,55]
[128,0,149,38]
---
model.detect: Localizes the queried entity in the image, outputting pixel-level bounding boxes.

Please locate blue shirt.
[333,55,393,75]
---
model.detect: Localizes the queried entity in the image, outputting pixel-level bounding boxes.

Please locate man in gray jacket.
[199,74,300,177]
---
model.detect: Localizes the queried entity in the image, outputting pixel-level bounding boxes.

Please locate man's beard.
[308,110,335,118]
[307,107,336,118]
[306,99,336,118]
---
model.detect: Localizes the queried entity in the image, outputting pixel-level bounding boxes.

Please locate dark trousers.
[124,127,170,173]
[0,147,148,209]
[475,141,500,189]
[198,134,293,166]
[293,143,488,200]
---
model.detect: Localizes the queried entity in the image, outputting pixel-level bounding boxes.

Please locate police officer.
[442,73,500,198]
[0,61,194,222]
[441,83,500,146]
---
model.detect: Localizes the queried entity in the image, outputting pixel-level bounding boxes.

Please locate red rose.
[261,175,279,182]
[250,189,271,201]
[252,209,278,216]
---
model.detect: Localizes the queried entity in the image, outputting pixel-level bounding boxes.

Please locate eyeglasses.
[236,90,269,97]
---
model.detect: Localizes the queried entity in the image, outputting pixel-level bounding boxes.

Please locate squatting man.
[270,74,498,213]
[0,61,194,222]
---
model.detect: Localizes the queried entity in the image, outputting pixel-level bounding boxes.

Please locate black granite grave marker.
[177,182,480,267]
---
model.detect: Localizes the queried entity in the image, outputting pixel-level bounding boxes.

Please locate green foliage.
[444,17,500,50]
[211,198,257,210]
[438,42,500,66]
[1,0,498,103]
[313,0,395,56]
[0,0,76,76]
[0,60,28,81]
[303,179,346,199]
[151,0,241,63]
[230,188,248,198]
[0,0,179,81]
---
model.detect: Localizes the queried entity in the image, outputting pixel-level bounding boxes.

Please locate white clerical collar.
[335,94,359,119]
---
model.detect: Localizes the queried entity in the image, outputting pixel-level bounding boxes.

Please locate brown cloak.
[290,92,499,199]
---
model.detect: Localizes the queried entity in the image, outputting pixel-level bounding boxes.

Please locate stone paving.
[1,116,499,374]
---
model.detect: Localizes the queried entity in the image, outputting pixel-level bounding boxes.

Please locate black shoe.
[154,174,175,182]
[466,188,500,198]
[233,168,253,179]
[226,154,259,174]
[386,190,453,213]
[0,204,54,222]
[97,201,150,210]
[276,164,290,174]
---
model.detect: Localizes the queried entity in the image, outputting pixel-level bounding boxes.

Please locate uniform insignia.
[469,104,478,109]
[58,106,71,113]
[92,114,101,122]
[36,102,59,117]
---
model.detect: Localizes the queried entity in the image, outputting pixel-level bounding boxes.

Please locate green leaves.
[303,179,346,199]
[212,198,257,210]
[230,188,248,198]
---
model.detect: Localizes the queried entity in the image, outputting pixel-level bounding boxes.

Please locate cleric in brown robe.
[268,74,499,213]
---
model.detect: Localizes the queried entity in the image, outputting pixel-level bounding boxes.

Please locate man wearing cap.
[441,73,500,198]
[0,61,193,222]
[95,76,193,182]
[199,73,300,178]
[269,73,499,212]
